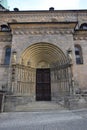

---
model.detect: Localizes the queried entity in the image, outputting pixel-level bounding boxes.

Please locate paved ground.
[0,109,87,130]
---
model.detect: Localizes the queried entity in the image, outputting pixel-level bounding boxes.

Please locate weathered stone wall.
[74,38,87,89]
[0,10,87,98]
[4,95,35,112]
[0,32,11,90]
[11,32,75,64]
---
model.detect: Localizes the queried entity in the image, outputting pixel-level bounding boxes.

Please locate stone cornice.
[0,10,87,19]
[74,30,87,40]
[0,12,77,19]
[9,22,77,28]
[0,12,78,23]
[0,31,12,42]
[1,10,87,15]
[0,10,87,24]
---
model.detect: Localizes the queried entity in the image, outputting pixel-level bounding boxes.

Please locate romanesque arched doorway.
[11,42,72,102]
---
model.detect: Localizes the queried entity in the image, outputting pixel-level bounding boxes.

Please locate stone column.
[11,51,17,94]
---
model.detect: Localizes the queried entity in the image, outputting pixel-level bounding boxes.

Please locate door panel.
[36,69,51,101]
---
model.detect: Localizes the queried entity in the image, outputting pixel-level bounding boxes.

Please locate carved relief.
[13,28,73,35]
[12,64,36,95]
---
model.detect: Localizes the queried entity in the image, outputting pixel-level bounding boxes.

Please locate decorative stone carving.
[11,51,17,65]
[12,28,73,35]
[74,36,87,40]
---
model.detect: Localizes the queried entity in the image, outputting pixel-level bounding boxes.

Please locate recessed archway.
[19,42,68,101]
[13,42,71,101]
[20,42,67,68]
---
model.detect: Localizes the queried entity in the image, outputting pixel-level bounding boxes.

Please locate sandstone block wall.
[0,10,87,91]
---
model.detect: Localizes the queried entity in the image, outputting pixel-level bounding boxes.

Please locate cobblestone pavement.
[0,109,87,130]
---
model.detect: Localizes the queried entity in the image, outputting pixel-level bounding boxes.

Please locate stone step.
[15,101,66,112]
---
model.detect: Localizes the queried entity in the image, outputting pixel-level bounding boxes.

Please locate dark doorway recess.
[36,68,51,101]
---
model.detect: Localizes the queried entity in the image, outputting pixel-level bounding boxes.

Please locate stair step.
[15,101,66,112]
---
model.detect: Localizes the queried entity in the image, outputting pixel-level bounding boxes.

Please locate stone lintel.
[9,22,77,30]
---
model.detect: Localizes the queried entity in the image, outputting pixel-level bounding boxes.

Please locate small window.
[4,47,11,65]
[1,25,10,31]
[80,23,87,30]
[75,45,83,64]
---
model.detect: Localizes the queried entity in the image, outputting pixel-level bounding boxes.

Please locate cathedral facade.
[0,5,87,112]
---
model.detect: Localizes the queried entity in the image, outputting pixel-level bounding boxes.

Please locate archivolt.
[20,42,67,68]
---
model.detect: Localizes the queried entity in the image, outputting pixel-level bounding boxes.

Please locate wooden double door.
[36,69,51,101]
